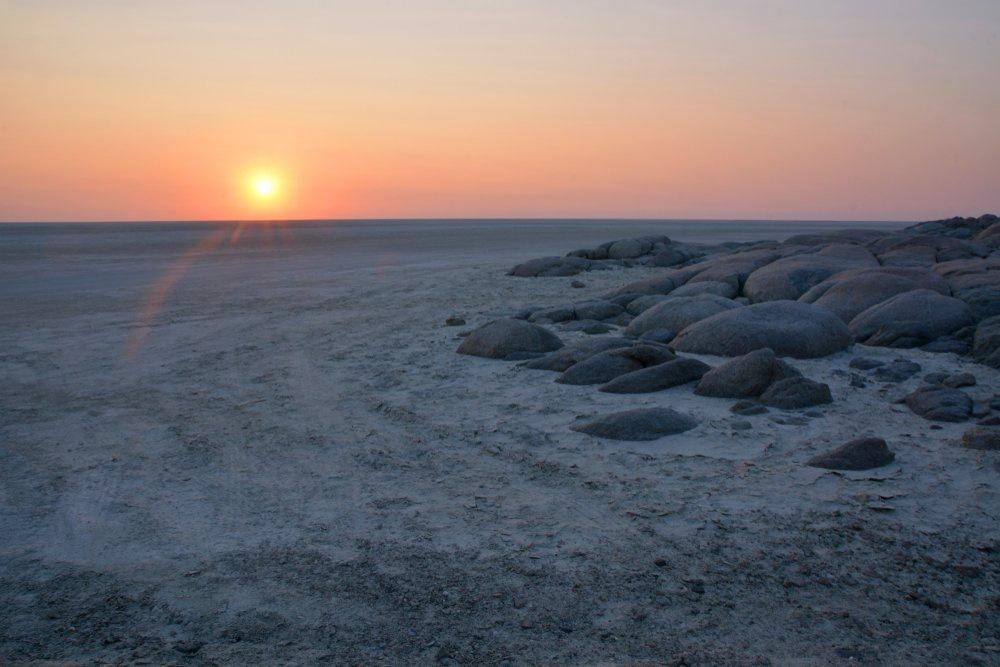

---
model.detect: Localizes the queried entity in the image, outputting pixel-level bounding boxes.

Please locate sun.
[252,176,277,199]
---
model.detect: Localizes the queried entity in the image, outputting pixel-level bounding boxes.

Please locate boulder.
[626,294,672,316]
[521,337,631,372]
[672,301,853,359]
[961,426,1000,450]
[800,268,951,323]
[561,320,615,334]
[694,348,801,398]
[730,400,768,415]
[943,372,976,388]
[904,386,972,422]
[603,267,701,299]
[599,357,711,394]
[849,357,884,370]
[625,295,742,338]
[759,377,833,409]
[848,289,974,348]
[457,319,563,359]
[742,245,877,303]
[571,408,698,441]
[528,306,575,323]
[573,300,625,321]
[973,315,1000,368]
[556,344,675,385]
[685,248,783,289]
[669,280,738,299]
[637,329,676,345]
[807,437,895,471]
[508,256,592,277]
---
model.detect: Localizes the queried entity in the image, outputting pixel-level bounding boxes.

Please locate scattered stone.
[848,289,975,348]
[731,420,752,431]
[694,348,801,398]
[625,295,742,338]
[922,372,948,385]
[599,357,711,394]
[457,319,563,359]
[445,316,466,326]
[557,344,675,385]
[637,328,675,345]
[960,426,1000,451]
[571,408,698,441]
[850,374,866,388]
[521,337,630,372]
[730,400,768,416]
[570,280,585,288]
[849,357,884,370]
[872,360,922,383]
[943,372,976,388]
[904,386,973,422]
[672,301,852,358]
[759,377,833,409]
[561,320,614,334]
[806,437,895,471]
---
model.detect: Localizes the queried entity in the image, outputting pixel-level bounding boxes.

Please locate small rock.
[960,426,1000,451]
[849,357,884,370]
[731,420,752,431]
[943,372,976,388]
[759,377,833,409]
[977,415,1000,426]
[599,357,711,394]
[972,400,991,418]
[872,359,921,383]
[850,374,867,388]
[174,640,204,655]
[904,386,973,422]
[445,316,466,326]
[571,408,698,441]
[923,372,948,385]
[807,437,895,471]
[730,400,768,416]
[570,280,586,288]
[654,558,667,567]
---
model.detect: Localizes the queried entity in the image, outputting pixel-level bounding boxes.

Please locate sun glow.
[251,176,278,200]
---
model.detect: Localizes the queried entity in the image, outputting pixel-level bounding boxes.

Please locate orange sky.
[1,1,998,222]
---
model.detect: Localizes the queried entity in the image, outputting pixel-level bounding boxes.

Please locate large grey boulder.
[457,319,563,359]
[973,315,1000,368]
[571,408,698,441]
[521,337,631,372]
[556,344,675,385]
[694,348,801,398]
[573,300,625,321]
[672,301,853,358]
[807,437,895,471]
[759,377,832,409]
[848,289,975,348]
[625,294,672,316]
[599,357,711,394]
[904,386,972,422]
[669,280,738,299]
[742,244,877,303]
[625,295,742,338]
[684,248,783,290]
[800,267,951,323]
[508,256,592,277]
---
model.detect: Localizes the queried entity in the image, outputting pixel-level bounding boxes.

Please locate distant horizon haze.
[2,1,998,222]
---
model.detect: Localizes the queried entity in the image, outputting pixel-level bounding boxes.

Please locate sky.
[1,1,998,222]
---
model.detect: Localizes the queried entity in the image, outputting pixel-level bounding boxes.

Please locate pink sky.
[1,1,998,221]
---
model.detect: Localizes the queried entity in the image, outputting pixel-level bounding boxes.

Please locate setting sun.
[251,176,277,200]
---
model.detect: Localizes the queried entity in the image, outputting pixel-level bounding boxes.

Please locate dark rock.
[557,344,675,385]
[669,280,738,299]
[807,437,895,471]
[571,408,698,441]
[920,337,970,354]
[800,267,950,322]
[977,416,1000,426]
[528,306,575,323]
[849,289,975,348]
[695,348,801,398]
[625,294,672,316]
[637,328,676,345]
[943,372,976,388]
[904,386,973,422]
[731,420,753,431]
[743,245,877,303]
[573,300,625,321]
[599,357,711,394]
[457,319,563,359]
[570,280,585,288]
[960,426,1000,451]
[445,316,466,326]
[923,372,948,385]
[972,400,991,417]
[730,400,768,415]
[672,301,853,359]
[521,337,631,372]
[849,357,884,370]
[872,360,921,383]
[561,320,614,334]
[759,377,833,409]
[625,295,742,338]
[850,374,866,388]
[973,315,1000,368]
[509,256,593,277]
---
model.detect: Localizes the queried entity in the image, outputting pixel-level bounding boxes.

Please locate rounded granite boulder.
[671,301,852,359]
[457,319,563,359]
[570,408,698,441]
[848,289,974,348]
[625,295,742,338]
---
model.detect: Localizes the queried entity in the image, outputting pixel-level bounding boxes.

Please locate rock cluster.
[461,214,1000,443]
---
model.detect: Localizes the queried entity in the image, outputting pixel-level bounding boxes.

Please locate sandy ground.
[2,251,999,665]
